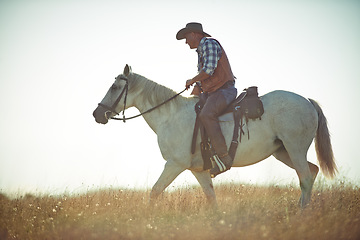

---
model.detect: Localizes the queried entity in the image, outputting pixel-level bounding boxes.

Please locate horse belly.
[232,138,280,167]
[221,118,280,167]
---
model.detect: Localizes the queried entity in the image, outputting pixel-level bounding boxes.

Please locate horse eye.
[111,84,117,90]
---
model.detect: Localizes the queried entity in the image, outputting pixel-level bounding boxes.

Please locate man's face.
[185,32,198,49]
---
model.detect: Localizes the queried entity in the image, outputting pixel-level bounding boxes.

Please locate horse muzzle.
[93,106,110,124]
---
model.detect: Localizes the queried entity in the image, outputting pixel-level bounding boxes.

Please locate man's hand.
[185,71,210,90]
[185,79,195,90]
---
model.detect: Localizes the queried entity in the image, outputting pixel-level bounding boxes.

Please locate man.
[176,22,237,177]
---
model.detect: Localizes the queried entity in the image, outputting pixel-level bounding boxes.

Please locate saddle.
[191,86,264,170]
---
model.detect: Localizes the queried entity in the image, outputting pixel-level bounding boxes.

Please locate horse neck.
[129,74,193,133]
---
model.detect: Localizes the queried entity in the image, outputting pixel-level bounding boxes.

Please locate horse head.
[93,64,132,124]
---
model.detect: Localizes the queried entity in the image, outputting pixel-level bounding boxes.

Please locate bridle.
[98,76,129,122]
[98,76,186,122]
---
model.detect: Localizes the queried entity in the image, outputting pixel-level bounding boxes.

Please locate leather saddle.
[191,86,264,170]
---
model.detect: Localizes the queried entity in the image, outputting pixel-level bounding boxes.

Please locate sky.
[1,0,359,196]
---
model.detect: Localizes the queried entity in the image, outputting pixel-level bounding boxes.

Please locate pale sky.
[1,0,359,195]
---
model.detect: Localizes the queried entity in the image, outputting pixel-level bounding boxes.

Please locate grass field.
[1,180,359,240]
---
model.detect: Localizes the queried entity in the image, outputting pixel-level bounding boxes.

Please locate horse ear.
[124,64,132,76]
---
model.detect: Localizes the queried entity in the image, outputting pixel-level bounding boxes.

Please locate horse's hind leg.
[273,145,319,207]
[273,146,319,181]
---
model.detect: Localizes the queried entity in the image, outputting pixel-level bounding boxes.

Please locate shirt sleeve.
[201,39,222,75]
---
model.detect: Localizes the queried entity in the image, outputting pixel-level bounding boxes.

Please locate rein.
[98,76,187,122]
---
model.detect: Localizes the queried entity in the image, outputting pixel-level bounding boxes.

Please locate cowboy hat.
[176,22,211,40]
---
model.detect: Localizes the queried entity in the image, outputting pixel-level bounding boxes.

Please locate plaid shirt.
[197,38,222,75]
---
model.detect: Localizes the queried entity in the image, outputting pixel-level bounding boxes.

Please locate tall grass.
[1,180,359,240]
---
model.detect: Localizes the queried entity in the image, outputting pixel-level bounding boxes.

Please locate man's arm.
[185,70,210,89]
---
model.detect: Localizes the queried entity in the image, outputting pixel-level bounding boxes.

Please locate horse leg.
[273,145,319,207]
[149,160,185,204]
[191,171,217,208]
[273,146,319,181]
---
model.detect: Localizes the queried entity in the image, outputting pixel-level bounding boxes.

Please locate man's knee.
[199,109,216,123]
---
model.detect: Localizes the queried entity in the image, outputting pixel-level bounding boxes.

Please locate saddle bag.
[239,86,264,120]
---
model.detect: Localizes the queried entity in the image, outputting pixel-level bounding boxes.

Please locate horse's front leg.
[191,170,217,208]
[149,160,185,204]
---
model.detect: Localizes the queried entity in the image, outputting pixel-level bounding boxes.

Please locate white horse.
[93,65,337,208]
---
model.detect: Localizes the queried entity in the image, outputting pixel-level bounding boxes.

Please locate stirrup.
[209,154,231,178]
[210,166,230,178]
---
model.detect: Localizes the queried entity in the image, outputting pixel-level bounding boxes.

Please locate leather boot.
[210,153,233,178]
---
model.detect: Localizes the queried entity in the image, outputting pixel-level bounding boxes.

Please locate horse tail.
[309,98,338,178]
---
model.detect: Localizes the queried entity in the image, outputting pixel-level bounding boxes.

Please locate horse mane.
[128,73,192,107]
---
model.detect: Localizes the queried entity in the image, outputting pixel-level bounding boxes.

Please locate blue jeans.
[199,82,237,156]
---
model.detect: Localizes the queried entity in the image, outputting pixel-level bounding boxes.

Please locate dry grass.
[1,181,359,240]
